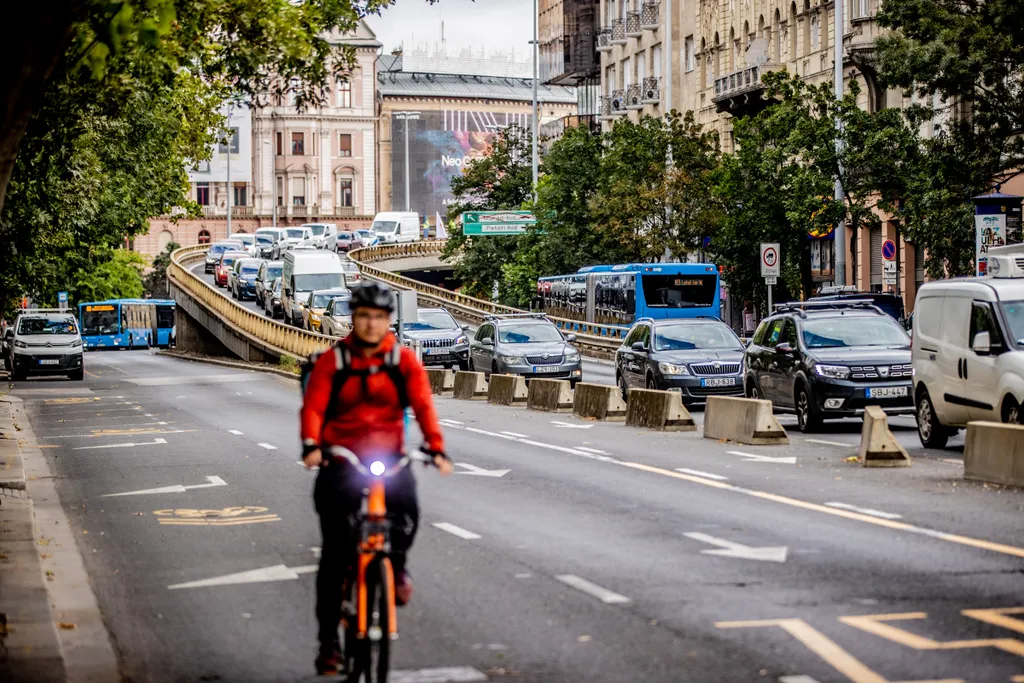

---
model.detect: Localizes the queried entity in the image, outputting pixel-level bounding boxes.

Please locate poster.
[976,213,1006,276]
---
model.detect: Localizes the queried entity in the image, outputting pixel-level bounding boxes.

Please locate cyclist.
[301,281,452,676]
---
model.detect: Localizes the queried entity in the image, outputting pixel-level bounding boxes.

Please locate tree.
[74,249,146,303]
[145,241,181,298]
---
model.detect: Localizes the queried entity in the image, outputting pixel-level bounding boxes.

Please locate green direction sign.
[462,211,536,236]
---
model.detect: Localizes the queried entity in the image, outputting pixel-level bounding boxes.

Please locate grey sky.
[366,0,533,57]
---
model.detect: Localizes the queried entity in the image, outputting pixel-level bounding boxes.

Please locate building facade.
[539,0,602,136]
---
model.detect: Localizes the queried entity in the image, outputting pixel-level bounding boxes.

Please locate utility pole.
[531,0,539,201]
[264,139,276,227]
[833,0,846,286]
[664,0,672,115]
[226,105,233,235]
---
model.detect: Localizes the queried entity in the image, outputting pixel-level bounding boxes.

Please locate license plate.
[701,377,736,387]
[423,348,444,355]
[866,386,908,399]
[532,365,560,374]
[38,358,60,365]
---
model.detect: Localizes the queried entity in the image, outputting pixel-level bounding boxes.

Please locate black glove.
[302,442,321,457]
[420,446,450,465]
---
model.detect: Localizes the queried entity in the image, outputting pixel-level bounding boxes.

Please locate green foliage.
[144,241,181,298]
[74,249,146,304]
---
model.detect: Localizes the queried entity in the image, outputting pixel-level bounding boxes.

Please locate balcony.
[596,27,613,53]
[642,76,661,104]
[611,89,628,116]
[712,64,783,117]
[598,96,614,121]
[641,2,660,30]
[231,206,254,217]
[626,11,642,37]
[626,83,643,110]
[611,19,627,45]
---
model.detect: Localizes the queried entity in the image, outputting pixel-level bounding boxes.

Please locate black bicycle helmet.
[350,281,396,313]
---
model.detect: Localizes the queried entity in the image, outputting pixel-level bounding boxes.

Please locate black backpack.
[300,344,409,418]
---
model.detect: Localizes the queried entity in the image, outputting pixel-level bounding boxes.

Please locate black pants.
[313,461,419,650]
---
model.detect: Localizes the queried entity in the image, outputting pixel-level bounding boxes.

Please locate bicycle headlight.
[369,460,386,477]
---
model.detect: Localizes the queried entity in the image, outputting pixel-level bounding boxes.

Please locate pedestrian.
[743,300,756,337]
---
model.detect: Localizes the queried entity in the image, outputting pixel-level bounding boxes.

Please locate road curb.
[155,349,301,382]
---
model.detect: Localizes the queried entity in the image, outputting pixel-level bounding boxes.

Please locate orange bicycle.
[327,446,435,683]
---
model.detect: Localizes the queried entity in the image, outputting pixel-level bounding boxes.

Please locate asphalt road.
[11,350,1024,683]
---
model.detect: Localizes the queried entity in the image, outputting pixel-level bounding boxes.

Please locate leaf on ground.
[845,455,859,462]
[57,622,76,630]
[36,538,50,546]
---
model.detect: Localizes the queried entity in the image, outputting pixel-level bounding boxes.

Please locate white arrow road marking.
[73,438,168,451]
[779,676,823,683]
[390,667,488,683]
[727,450,796,464]
[684,532,789,563]
[168,563,318,589]
[556,574,631,604]
[824,502,902,520]
[432,522,482,540]
[551,421,593,429]
[455,462,510,478]
[104,476,227,497]
[676,468,728,481]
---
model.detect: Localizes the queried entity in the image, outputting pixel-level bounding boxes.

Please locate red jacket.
[300,332,445,461]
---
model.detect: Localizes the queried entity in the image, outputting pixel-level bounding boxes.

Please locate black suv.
[615,317,745,404]
[743,301,913,431]
[400,308,471,370]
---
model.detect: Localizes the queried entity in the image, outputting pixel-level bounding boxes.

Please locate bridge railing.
[169,244,338,359]
[349,243,628,356]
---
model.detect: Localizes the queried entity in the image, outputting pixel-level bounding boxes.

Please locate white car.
[228,233,259,257]
[911,246,1024,448]
[272,227,313,259]
[8,311,84,381]
[300,223,338,249]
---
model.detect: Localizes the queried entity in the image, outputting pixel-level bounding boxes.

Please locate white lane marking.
[683,531,788,563]
[432,522,482,540]
[727,450,796,464]
[439,419,464,425]
[824,502,902,520]
[779,677,823,683]
[144,413,155,417]
[576,446,610,455]
[556,574,631,604]
[551,420,593,429]
[390,667,488,683]
[676,468,728,481]
[168,563,318,589]
[104,476,227,497]
[46,429,192,439]
[257,443,277,450]
[157,421,168,425]
[455,462,510,478]
[941,458,963,465]
[228,429,244,435]
[127,374,264,386]
[804,438,851,447]
[73,438,168,451]
[499,431,528,437]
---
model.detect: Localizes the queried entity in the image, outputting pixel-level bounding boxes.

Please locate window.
[782,319,799,348]
[198,229,211,244]
[158,230,174,252]
[337,80,352,108]
[970,302,1005,350]
[291,132,304,155]
[637,51,646,82]
[685,35,695,72]
[810,14,819,49]
[623,57,632,87]
[276,177,283,206]
[218,127,240,154]
[474,324,494,342]
[276,132,283,156]
[764,318,786,348]
[339,179,353,207]
[196,182,210,205]
[339,134,353,157]
[641,274,716,308]
[292,178,305,205]
[652,44,662,79]
[233,184,247,207]
[852,0,869,19]
[288,77,300,106]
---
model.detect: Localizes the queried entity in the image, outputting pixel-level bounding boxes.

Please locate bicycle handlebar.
[325,445,436,477]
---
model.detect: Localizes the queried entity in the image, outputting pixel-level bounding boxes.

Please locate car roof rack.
[773,300,883,317]
[483,313,549,322]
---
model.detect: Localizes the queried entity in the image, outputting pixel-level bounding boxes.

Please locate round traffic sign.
[882,239,896,261]
[762,247,778,267]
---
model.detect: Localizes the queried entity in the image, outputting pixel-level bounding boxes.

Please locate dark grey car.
[400,308,470,370]
[468,314,582,386]
[615,317,745,404]
[255,260,283,308]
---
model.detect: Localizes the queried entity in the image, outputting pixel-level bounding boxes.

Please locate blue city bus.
[536,263,722,330]
[78,299,176,349]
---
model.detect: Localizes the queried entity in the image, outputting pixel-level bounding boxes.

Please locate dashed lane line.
[576,446,610,455]
[257,443,277,450]
[431,522,482,540]
[228,429,244,435]
[556,574,631,605]
[676,468,728,481]
[804,438,853,448]
[825,502,902,520]
[499,431,528,438]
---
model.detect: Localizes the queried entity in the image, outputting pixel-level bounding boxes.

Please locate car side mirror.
[481,337,494,346]
[776,342,796,355]
[972,331,992,355]
[461,324,470,332]
[566,334,577,343]
[631,341,647,352]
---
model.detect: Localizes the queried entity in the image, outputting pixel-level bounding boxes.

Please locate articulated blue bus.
[536,263,722,328]
[78,299,176,349]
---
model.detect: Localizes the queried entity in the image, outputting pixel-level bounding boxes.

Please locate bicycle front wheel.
[351,557,392,683]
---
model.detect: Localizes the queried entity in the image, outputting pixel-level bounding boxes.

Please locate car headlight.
[69,339,82,348]
[566,349,581,362]
[454,335,468,345]
[814,364,850,380]
[658,362,690,376]
[310,313,321,322]
[14,340,27,348]
[500,354,526,365]
[272,298,281,304]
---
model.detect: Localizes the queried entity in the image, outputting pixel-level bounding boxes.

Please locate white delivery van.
[300,223,338,249]
[281,251,345,327]
[371,212,420,244]
[911,247,1024,448]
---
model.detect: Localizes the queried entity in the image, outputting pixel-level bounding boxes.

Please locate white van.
[911,249,1024,448]
[371,212,420,244]
[281,251,345,327]
[300,223,338,249]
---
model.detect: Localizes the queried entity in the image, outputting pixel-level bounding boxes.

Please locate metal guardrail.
[169,244,342,359]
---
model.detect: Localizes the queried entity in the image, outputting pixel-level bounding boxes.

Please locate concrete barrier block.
[964,421,1024,487]
[426,368,455,396]
[527,378,574,413]
[858,405,911,467]
[703,396,789,445]
[573,382,628,422]
[488,374,529,407]
[452,371,488,401]
[624,389,695,431]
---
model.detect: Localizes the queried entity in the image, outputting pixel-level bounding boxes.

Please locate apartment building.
[595,0,668,124]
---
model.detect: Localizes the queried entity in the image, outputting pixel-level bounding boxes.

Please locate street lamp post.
[263,139,276,227]
[226,105,233,235]
[833,0,846,286]
[393,112,420,212]
[531,0,539,201]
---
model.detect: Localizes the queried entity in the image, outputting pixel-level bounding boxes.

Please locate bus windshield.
[642,275,716,308]
[155,306,175,329]
[81,306,119,335]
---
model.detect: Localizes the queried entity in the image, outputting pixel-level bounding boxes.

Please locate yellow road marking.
[840,612,1024,658]
[1010,676,1024,682]
[157,515,280,526]
[961,607,1024,636]
[84,370,100,378]
[620,461,1024,559]
[44,397,99,405]
[154,506,268,518]
[715,618,963,683]
[44,429,195,439]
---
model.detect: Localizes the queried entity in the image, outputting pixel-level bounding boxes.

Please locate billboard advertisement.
[391,109,534,220]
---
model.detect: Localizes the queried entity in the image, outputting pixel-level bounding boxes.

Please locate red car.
[215,252,247,288]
